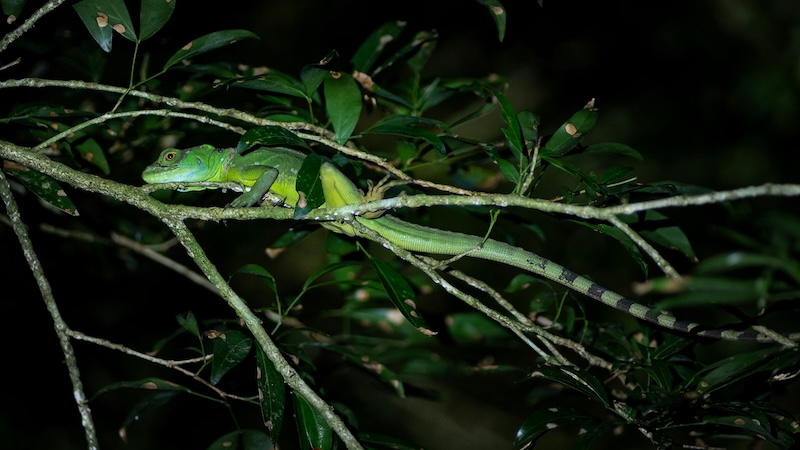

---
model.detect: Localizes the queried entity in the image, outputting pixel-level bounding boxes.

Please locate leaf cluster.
[1,1,799,450]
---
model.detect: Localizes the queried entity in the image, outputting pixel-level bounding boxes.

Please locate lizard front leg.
[229,165,280,207]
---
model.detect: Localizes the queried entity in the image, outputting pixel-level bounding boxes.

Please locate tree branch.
[0,168,99,449]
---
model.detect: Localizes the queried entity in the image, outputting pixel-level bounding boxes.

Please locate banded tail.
[357,215,797,344]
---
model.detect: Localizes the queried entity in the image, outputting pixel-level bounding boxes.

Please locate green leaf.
[207,429,274,450]
[325,230,359,255]
[573,419,616,449]
[495,158,520,185]
[148,325,190,355]
[73,0,136,52]
[652,276,762,310]
[446,312,512,345]
[649,333,693,360]
[504,273,552,293]
[351,21,406,73]
[540,158,602,202]
[697,251,800,284]
[2,0,26,19]
[237,125,311,154]
[528,366,610,406]
[362,115,449,154]
[475,0,507,42]
[542,100,599,157]
[75,138,110,175]
[650,360,678,392]
[570,220,647,276]
[618,211,695,261]
[702,412,795,448]
[299,61,329,98]
[230,263,278,296]
[369,29,437,78]
[518,110,540,148]
[118,392,179,430]
[175,311,200,338]
[405,30,437,75]
[293,152,325,219]
[359,432,423,450]
[255,347,285,440]
[73,3,112,52]
[485,86,524,160]
[120,391,180,439]
[584,142,644,161]
[514,407,600,448]
[294,393,332,450]
[163,29,259,71]
[3,162,79,216]
[758,348,800,376]
[139,0,175,41]
[641,225,696,261]
[395,139,418,168]
[695,348,783,395]
[706,401,800,441]
[482,144,520,185]
[349,308,420,337]
[209,330,252,385]
[92,377,190,399]
[232,70,310,100]
[309,342,406,397]
[409,78,458,114]
[371,258,436,336]
[373,84,413,110]
[302,261,366,291]
[695,251,787,274]
[324,72,362,144]
[269,228,313,249]
[597,165,634,184]
[444,79,503,127]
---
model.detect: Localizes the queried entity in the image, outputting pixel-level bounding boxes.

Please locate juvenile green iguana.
[142,144,797,345]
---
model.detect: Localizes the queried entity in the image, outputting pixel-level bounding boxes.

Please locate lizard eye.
[164,151,177,162]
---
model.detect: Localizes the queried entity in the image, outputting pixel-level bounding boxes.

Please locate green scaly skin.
[142,144,304,207]
[142,145,797,345]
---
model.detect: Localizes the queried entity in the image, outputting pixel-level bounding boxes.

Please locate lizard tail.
[358,215,795,344]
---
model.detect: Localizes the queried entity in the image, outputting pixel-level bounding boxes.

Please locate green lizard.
[142,144,796,345]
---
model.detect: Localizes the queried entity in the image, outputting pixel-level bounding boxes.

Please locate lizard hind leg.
[320,162,365,207]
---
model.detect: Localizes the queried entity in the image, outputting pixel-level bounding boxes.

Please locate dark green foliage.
[2,1,799,450]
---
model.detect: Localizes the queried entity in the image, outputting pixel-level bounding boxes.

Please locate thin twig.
[0,169,100,450]
[0,0,68,53]
[434,262,574,367]
[33,110,246,152]
[65,330,248,400]
[606,214,680,279]
[349,221,560,364]
[1,78,486,196]
[161,217,365,450]
[110,232,220,294]
[422,257,613,369]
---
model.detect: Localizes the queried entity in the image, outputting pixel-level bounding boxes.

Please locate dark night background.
[2,1,799,449]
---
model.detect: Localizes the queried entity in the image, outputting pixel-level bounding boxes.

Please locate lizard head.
[142,144,229,191]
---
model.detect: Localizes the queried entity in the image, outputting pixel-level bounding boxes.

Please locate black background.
[2,1,799,449]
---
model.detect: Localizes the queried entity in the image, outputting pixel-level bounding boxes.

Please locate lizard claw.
[361,176,409,219]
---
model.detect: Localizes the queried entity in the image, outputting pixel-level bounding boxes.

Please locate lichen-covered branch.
[0,168,99,450]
